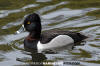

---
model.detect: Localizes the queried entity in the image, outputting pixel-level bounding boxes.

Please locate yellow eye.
[27,21,31,24]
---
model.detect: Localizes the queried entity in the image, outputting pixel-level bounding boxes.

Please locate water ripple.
[0,4,39,18]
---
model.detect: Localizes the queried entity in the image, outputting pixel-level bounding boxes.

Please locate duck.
[16,13,87,53]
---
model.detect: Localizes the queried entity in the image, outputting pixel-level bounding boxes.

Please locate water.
[0,0,100,66]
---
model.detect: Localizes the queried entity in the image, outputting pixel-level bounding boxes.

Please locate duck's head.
[24,13,41,32]
[16,13,41,34]
[16,13,42,52]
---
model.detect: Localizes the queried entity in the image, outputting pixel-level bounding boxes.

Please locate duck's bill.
[15,25,25,34]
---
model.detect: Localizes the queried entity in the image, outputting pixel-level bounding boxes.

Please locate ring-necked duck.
[16,13,87,53]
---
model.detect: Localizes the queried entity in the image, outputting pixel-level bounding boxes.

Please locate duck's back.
[40,29,87,44]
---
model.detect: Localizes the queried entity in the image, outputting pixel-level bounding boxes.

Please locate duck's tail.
[73,32,88,43]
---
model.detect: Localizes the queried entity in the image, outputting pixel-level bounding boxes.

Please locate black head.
[24,13,41,32]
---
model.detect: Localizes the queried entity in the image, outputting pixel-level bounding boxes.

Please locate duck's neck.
[26,27,41,41]
[27,21,42,41]
[29,31,41,40]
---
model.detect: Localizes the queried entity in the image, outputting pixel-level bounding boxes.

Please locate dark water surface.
[0,0,100,66]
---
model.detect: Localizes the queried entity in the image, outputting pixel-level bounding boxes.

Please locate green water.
[0,0,100,66]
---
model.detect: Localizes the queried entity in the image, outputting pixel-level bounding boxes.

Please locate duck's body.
[37,35,74,53]
[18,13,87,53]
[24,29,86,53]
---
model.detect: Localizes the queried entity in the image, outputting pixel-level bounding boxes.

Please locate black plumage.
[40,29,87,44]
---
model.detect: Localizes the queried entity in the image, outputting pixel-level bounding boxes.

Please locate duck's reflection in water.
[24,47,47,66]
[31,53,47,66]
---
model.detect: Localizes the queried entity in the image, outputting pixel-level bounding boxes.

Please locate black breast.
[40,29,87,44]
[24,39,38,52]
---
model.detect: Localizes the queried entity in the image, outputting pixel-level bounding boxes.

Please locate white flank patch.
[37,35,74,53]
